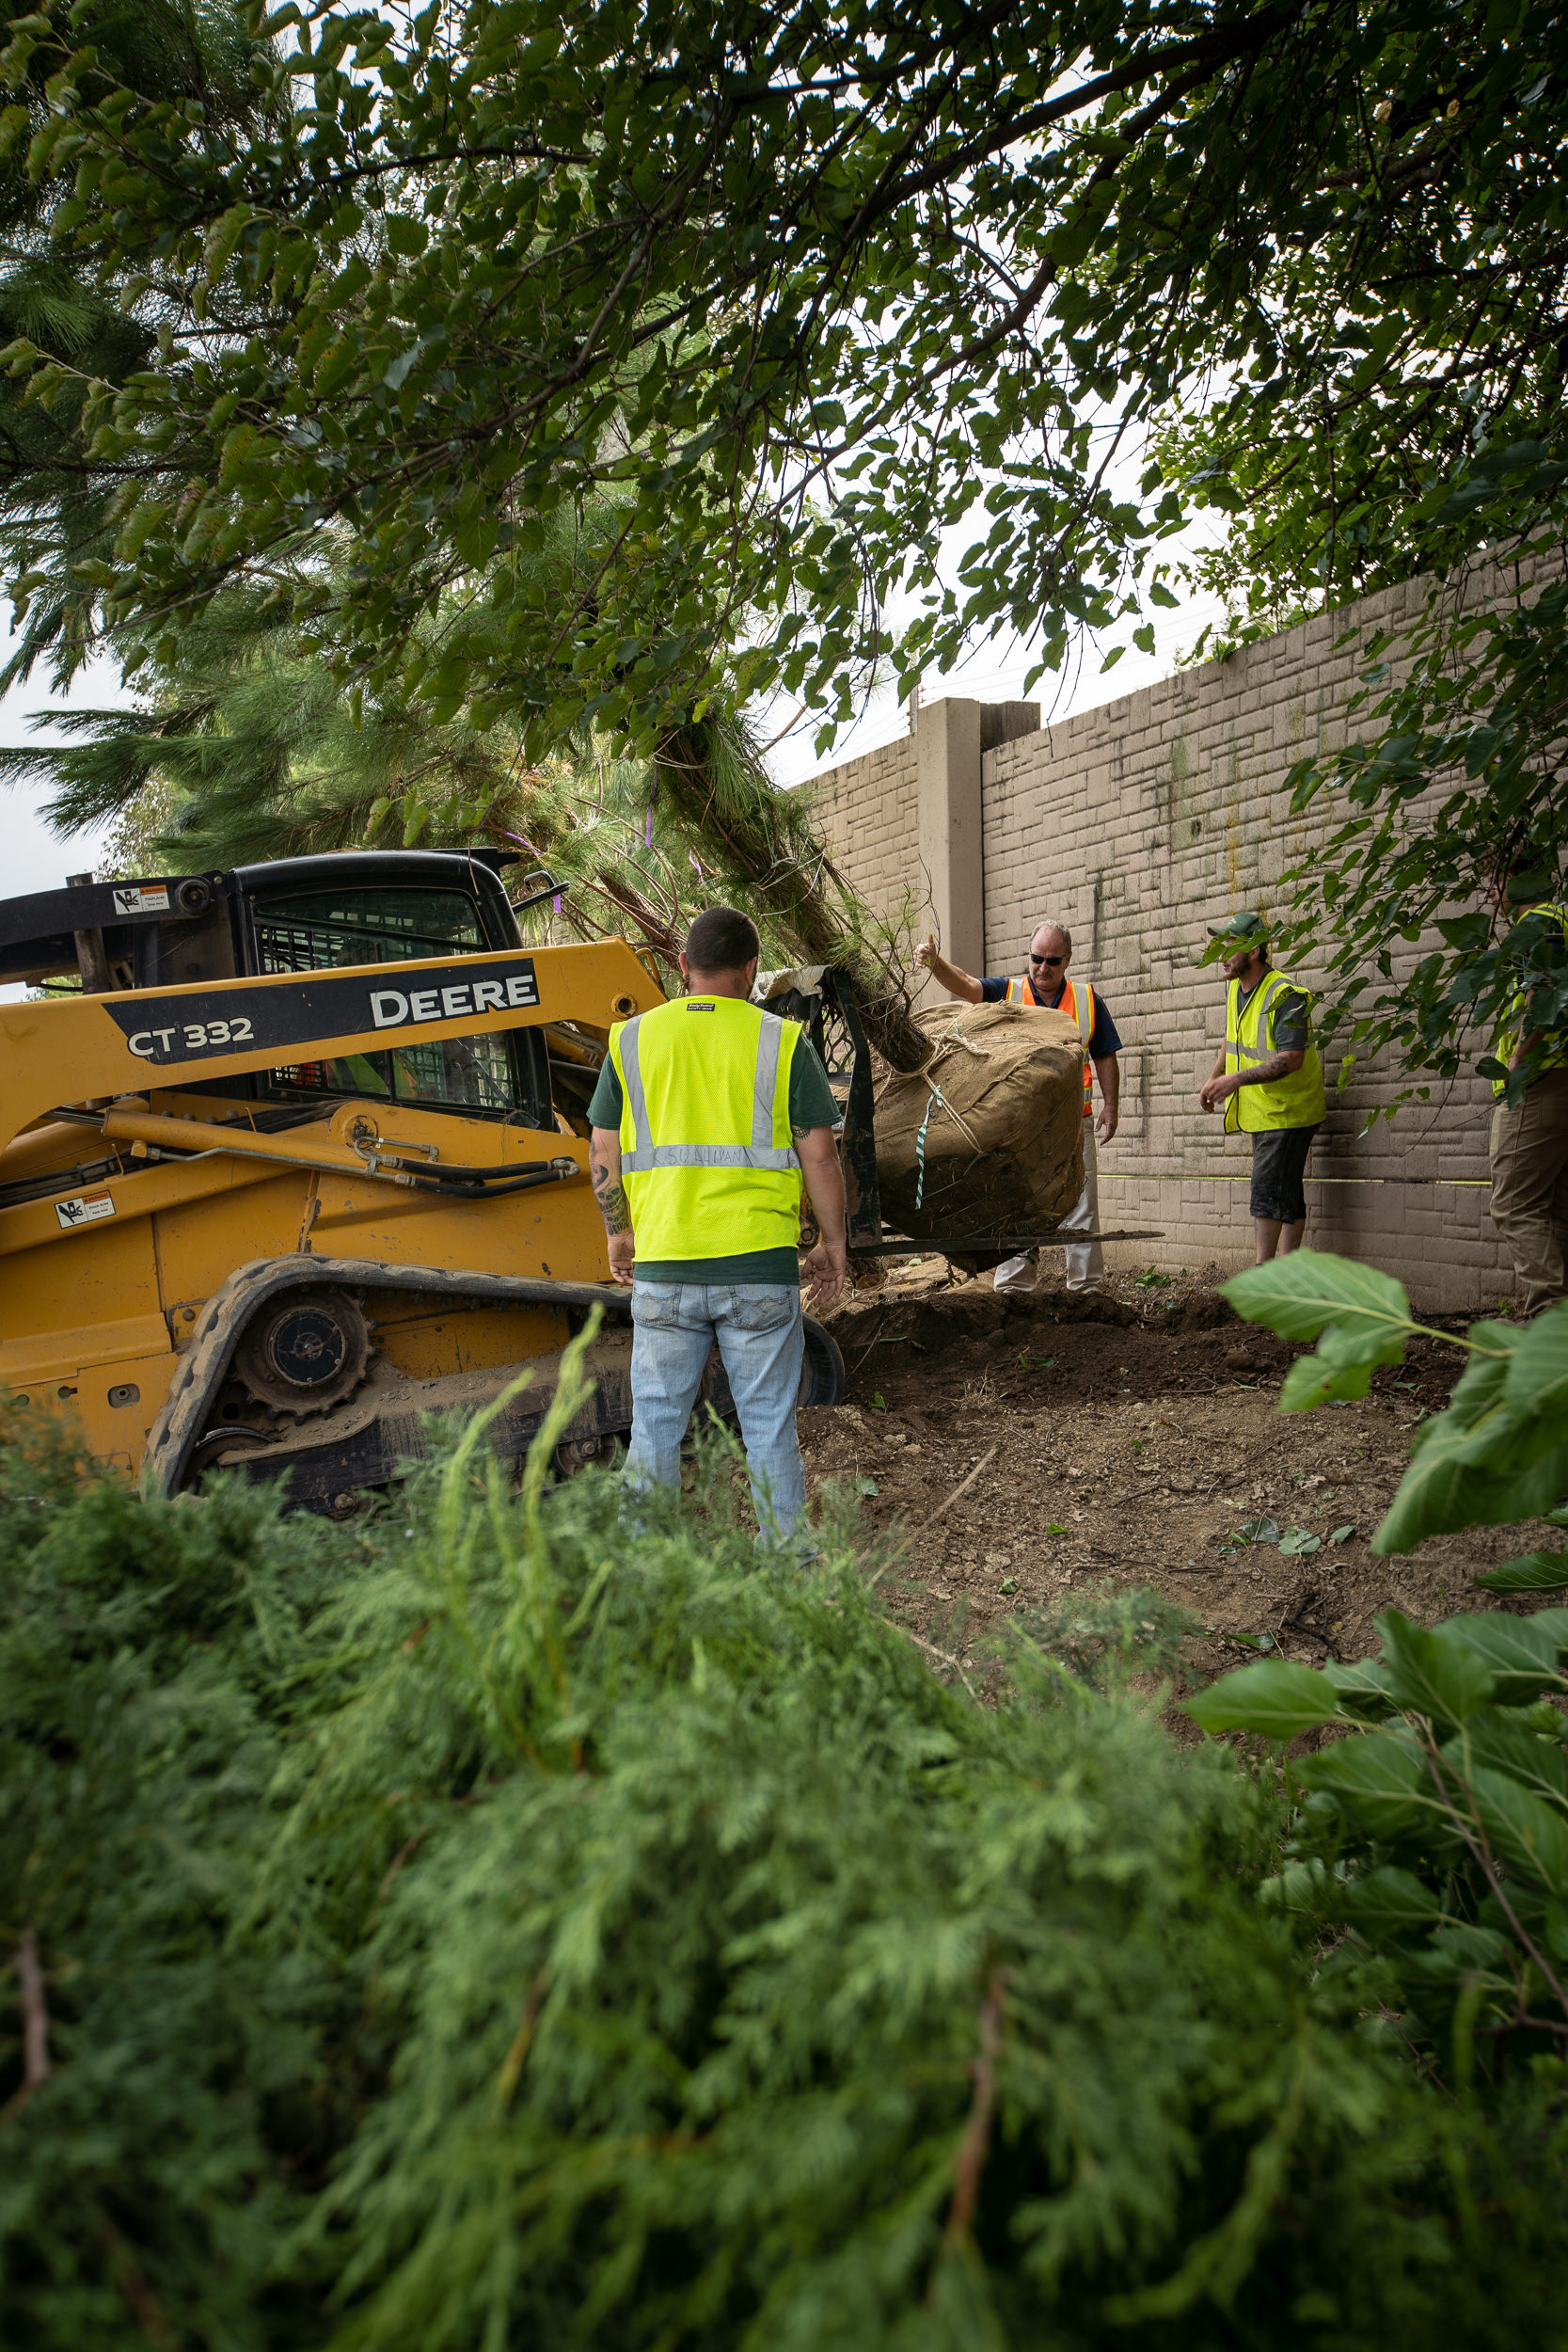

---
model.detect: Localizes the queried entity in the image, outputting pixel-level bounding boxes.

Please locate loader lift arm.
[0,940,649,1161]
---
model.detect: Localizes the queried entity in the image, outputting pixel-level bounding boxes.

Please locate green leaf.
[1501,1300,1568,1424]
[1222,1249,1412,1359]
[1444,1711,1568,1813]
[1338,1864,1447,1935]
[1279,1355,1372,1410]
[1277,1527,1322,1556]
[202,202,252,286]
[1377,1610,1496,1728]
[1257,1855,1335,1910]
[1475,1549,1568,1592]
[1323,1658,1396,1719]
[1402,1923,1514,1982]
[1300,1730,1433,1839]
[1186,1661,1342,1740]
[1435,1611,1568,1705]
[1371,1330,1568,1553]
[1329,1524,1355,1544]
[1464,1764,1568,1893]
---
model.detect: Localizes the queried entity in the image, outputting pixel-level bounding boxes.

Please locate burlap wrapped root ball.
[873,1001,1085,1247]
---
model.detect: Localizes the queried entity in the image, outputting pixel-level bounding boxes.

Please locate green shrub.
[0,1409,341,2349]
[2,1336,1567,2349]
[1193,1248,1568,2334]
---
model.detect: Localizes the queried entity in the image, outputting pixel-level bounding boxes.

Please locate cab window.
[249,886,548,1123]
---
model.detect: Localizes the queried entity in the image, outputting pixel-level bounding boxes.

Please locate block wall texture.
[803,573,1524,1311]
[983,572,1503,1311]
[807,731,922,944]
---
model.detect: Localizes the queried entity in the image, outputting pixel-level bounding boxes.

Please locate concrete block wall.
[801,568,1527,1311]
[977,573,1503,1309]
[808,731,922,942]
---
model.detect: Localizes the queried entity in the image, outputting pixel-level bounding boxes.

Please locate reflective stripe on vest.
[1006,973,1095,1114]
[1223,969,1327,1134]
[609,994,805,1263]
[619,1010,800,1172]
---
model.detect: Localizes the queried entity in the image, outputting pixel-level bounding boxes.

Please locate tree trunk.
[655,725,930,1072]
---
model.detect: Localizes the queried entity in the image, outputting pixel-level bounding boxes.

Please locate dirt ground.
[803,1254,1550,1679]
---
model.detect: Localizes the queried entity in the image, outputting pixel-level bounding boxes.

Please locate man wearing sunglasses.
[914,920,1121,1293]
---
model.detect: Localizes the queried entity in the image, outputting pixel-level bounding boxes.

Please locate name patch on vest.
[687,1000,716,1011]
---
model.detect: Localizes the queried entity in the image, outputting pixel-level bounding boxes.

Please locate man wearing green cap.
[1485,866,1568,1312]
[1197,914,1326,1263]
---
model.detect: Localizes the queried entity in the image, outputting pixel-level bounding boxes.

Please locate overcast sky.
[0,497,1233,897]
[0,631,135,898]
[762,571,1231,787]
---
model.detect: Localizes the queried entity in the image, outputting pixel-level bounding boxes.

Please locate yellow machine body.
[0,940,658,1497]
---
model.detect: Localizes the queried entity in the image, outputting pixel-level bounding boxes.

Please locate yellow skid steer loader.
[0,850,843,1509]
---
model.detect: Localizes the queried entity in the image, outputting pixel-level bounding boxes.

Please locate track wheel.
[234,1289,371,1417]
[800,1315,845,1408]
[554,1431,623,1477]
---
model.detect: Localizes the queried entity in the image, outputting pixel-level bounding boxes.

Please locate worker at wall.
[587,904,847,1540]
[914,919,1121,1293]
[1485,866,1568,1314]
[1197,912,1326,1263]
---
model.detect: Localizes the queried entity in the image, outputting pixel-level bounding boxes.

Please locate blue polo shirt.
[979,976,1123,1059]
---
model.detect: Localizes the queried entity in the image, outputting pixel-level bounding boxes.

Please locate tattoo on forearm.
[1240,1055,1292,1085]
[591,1161,632,1235]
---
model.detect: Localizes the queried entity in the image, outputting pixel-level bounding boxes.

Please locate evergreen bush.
[2,1344,1565,2348]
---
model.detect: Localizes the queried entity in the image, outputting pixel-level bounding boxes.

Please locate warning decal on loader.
[100,957,540,1067]
[55,1191,116,1230]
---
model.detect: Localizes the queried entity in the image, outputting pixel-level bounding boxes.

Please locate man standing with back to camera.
[587,904,847,1541]
[914,917,1121,1293]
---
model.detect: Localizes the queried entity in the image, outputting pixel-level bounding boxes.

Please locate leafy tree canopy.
[1,0,1561,748]
[5,0,1568,1092]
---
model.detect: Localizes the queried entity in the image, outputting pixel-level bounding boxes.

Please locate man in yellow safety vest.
[914,917,1122,1293]
[587,904,847,1539]
[1198,912,1326,1262]
[1485,867,1568,1313]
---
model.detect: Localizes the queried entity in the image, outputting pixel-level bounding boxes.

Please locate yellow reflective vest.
[1224,969,1326,1134]
[1492,902,1568,1097]
[609,993,804,1259]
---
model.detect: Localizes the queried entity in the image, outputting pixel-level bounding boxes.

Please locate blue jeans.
[626,1281,807,1536]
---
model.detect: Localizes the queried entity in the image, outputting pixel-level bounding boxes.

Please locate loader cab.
[216,852,554,1130]
[0,849,557,1130]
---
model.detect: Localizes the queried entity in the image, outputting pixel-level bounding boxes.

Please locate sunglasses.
[1028,952,1066,967]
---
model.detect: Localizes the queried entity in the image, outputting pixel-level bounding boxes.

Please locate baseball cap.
[1200,911,1271,965]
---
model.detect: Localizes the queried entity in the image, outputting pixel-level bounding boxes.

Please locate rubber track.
[143,1255,630,1497]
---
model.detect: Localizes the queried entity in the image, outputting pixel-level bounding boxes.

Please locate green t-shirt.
[587,1025,840,1286]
